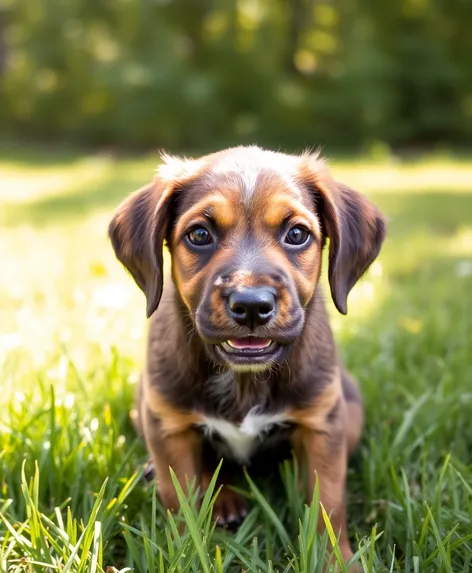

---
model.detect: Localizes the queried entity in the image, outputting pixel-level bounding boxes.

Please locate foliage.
[1,0,472,150]
[1,148,472,570]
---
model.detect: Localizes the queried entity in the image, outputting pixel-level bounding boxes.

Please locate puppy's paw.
[213,487,247,530]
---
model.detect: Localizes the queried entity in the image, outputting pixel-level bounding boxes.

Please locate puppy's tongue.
[227,337,272,350]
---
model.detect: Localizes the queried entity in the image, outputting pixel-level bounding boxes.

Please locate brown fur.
[109,146,386,569]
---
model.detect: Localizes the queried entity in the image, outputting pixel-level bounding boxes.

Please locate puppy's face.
[109,147,386,372]
[170,157,322,371]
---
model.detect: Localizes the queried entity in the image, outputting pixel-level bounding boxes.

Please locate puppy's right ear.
[108,179,168,318]
[108,154,206,318]
[108,155,206,318]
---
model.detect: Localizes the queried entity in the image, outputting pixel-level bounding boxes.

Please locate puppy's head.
[109,146,386,372]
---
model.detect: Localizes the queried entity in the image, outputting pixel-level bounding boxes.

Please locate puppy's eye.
[187,226,213,246]
[285,226,310,246]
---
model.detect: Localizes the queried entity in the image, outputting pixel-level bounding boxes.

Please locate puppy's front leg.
[292,424,357,570]
[141,406,202,512]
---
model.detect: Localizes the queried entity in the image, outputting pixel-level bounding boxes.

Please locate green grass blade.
[244,468,291,549]
[169,468,211,573]
[320,503,347,573]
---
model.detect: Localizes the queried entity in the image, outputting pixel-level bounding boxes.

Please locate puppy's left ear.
[300,155,387,315]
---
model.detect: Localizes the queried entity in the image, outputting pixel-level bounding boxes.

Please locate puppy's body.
[110,146,385,568]
[137,279,359,441]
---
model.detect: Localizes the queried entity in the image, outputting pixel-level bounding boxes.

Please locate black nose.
[227,287,276,327]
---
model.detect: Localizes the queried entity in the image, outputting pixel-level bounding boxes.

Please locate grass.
[1,146,472,572]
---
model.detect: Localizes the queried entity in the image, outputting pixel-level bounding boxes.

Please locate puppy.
[109,146,386,566]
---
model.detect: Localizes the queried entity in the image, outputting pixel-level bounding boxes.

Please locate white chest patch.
[199,409,290,463]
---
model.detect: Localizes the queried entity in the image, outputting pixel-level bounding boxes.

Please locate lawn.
[1,146,471,572]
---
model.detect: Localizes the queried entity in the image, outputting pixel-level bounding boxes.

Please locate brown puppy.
[109,146,386,566]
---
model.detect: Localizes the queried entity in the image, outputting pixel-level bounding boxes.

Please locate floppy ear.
[108,179,172,318]
[108,154,205,318]
[300,156,387,314]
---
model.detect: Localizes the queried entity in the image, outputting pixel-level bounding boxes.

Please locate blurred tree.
[1,0,471,151]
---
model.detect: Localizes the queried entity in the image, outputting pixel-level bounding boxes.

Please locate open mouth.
[222,337,276,355]
[215,336,283,369]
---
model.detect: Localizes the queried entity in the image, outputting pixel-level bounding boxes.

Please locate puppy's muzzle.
[226,287,276,329]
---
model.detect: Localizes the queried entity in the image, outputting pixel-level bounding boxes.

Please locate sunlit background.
[2,0,472,150]
[1,1,472,569]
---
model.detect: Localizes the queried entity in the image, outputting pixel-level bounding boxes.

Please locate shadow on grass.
[1,174,147,227]
[0,141,89,168]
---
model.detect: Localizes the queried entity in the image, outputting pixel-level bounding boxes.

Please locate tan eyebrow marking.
[174,194,239,238]
[261,197,321,240]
